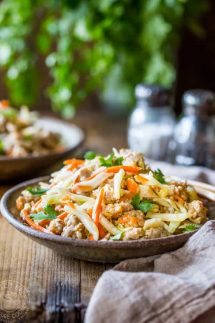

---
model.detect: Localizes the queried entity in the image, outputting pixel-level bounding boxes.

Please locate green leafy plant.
[0,0,208,117]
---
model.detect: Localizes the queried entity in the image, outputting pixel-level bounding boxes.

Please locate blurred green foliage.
[0,0,208,117]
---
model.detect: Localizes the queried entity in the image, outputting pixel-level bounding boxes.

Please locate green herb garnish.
[30,204,57,221]
[131,194,153,213]
[84,151,97,160]
[0,139,4,154]
[110,231,124,241]
[181,224,200,233]
[26,186,48,196]
[153,169,166,184]
[99,153,123,167]
[0,107,17,120]
[131,194,141,209]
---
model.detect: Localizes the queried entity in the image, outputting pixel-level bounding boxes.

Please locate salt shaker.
[128,84,175,161]
[170,89,215,167]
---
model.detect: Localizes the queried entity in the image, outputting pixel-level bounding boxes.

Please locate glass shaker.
[170,89,215,167]
[128,84,175,161]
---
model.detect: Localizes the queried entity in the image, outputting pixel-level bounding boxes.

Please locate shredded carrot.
[23,209,51,234]
[88,234,94,240]
[74,175,80,184]
[118,215,138,226]
[106,166,141,174]
[98,223,106,239]
[0,100,9,109]
[129,217,139,226]
[74,185,92,192]
[175,194,184,203]
[64,159,84,171]
[39,219,51,226]
[88,208,93,217]
[135,175,148,185]
[127,178,139,194]
[67,201,75,208]
[92,188,105,226]
[57,211,68,220]
[120,192,133,202]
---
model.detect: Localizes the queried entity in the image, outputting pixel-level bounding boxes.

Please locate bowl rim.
[0,116,85,162]
[0,176,196,249]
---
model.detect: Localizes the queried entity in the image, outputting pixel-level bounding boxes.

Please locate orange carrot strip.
[23,209,51,234]
[98,223,106,239]
[64,159,84,171]
[106,166,141,174]
[64,159,84,166]
[127,178,139,194]
[0,100,9,109]
[88,208,93,217]
[88,234,94,241]
[135,175,148,185]
[39,219,51,226]
[74,185,92,192]
[67,201,75,208]
[92,188,105,227]
[57,212,68,220]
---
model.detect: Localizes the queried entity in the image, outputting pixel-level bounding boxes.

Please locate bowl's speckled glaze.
[0,117,85,182]
[1,176,208,263]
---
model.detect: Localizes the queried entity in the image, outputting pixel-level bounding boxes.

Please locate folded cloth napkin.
[85,163,215,323]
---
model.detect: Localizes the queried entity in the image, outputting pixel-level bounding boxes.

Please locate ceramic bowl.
[0,117,85,182]
[2,177,214,263]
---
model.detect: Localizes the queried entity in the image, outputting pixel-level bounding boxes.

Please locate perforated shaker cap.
[183,89,215,115]
[135,84,172,107]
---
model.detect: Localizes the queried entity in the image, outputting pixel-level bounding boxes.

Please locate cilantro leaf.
[26,186,48,196]
[30,204,57,221]
[131,194,141,209]
[181,224,200,233]
[84,151,97,160]
[138,200,153,212]
[132,194,153,212]
[44,204,57,217]
[153,169,166,184]
[30,212,56,221]
[110,231,124,241]
[99,153,123,167]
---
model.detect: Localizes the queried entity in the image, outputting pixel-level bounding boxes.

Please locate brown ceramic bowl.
[2,177,213,263]
[0,117,85,182]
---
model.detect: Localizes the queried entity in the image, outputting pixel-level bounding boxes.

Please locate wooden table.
[0,110,214,322]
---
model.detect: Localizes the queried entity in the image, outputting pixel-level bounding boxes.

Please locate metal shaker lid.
[183,89,215,115]
[135,84,172,107]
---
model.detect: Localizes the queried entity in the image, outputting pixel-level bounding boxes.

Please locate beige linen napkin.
[85,164,215,323]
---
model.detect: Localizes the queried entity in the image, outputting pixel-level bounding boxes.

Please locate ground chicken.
[62,223,86,239]
[123,228,143,240]
[167,182,189,201]
[48,219,64,235]
[144,227,168,239]
[64,214,79,226]
[103,202,133,219]
[16,196,26,211]
[119,149,147,168]
[117,210,144,227]
[96,183,115,204]
[188,200,207,224]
